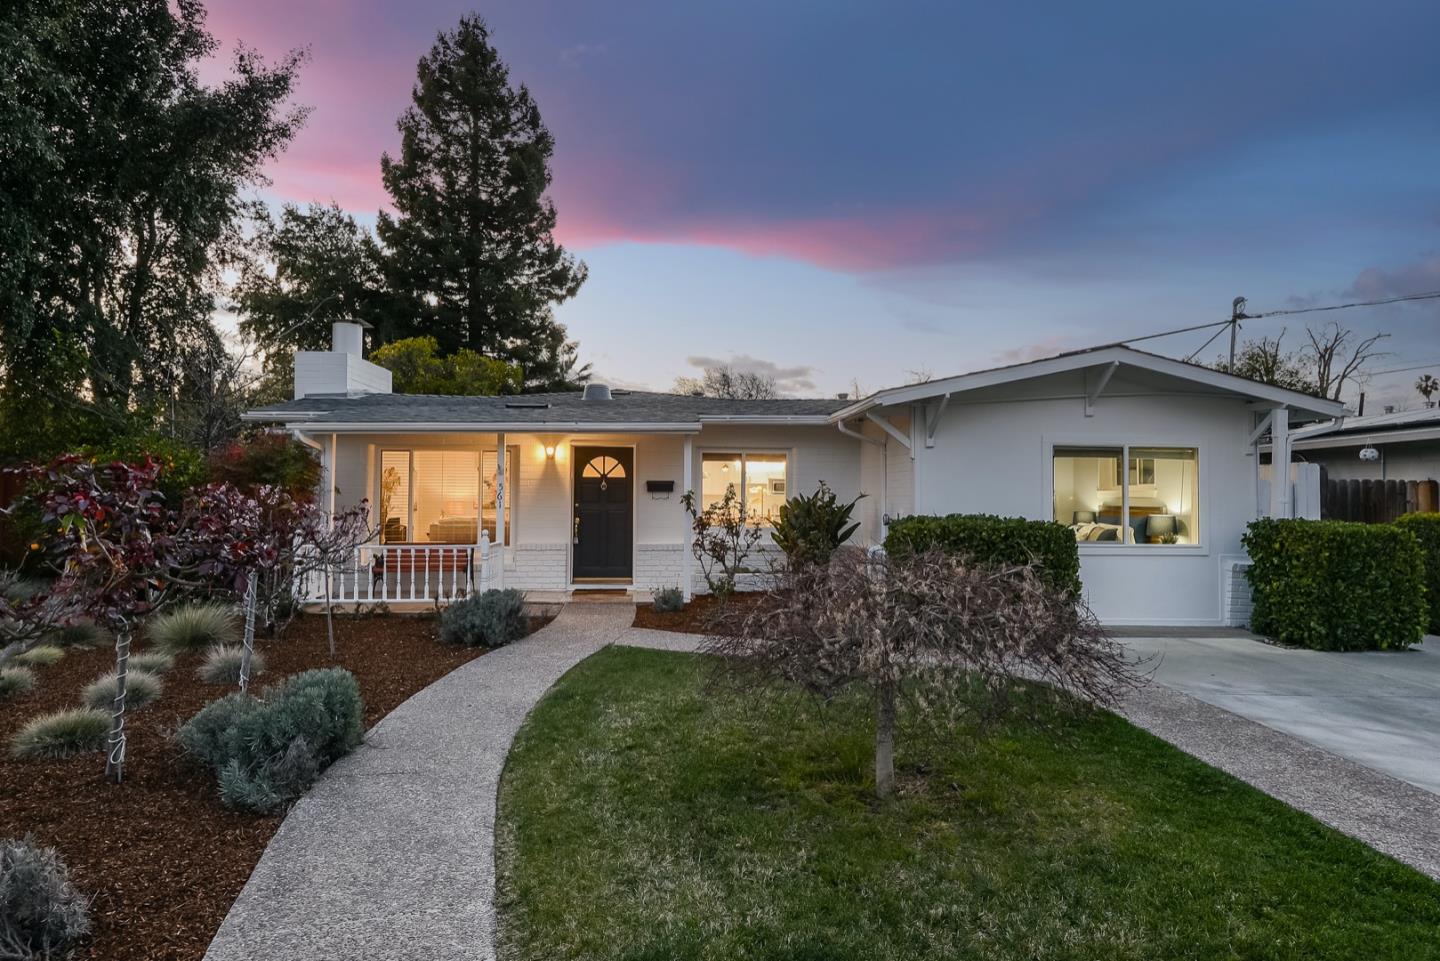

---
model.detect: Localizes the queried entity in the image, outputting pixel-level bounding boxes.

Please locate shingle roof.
[1293,404,1440,440]
[244,389,847,427]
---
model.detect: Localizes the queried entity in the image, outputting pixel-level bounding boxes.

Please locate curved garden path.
[204,602,696,961]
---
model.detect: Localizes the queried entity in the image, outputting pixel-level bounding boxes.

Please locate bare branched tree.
[1305,322,1389,402]
[673,365,779,399]
[704,548,1139,800]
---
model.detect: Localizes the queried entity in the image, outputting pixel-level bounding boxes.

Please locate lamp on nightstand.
[1072,510,1096,524]
[1147,513,1177,543]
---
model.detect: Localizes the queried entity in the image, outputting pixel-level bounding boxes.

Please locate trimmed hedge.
[1394,513,1440,636]
[1243,519,1426,651]
[885,514,1081,595]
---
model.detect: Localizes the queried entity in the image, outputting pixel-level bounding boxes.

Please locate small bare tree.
[1305,322,1388,401]
[294,503,378,657]
[705,548,1139,800]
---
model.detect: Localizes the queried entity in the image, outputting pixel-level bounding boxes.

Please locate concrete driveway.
[1123,634,1440,795]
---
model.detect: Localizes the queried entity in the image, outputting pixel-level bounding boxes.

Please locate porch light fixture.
[544,444,556,459]
[1359,446,1379,462]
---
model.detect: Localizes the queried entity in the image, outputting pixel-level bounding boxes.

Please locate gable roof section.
[830,345,1346,421]
[243,389,847,432]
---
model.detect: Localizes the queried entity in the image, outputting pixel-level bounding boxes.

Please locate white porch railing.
[297,532,494,605]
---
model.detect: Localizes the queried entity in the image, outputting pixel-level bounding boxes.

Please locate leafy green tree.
[0,0,304,456]
[377,15,588,390]
[1210,330,1318,395]
[235,202,390,357]
[371,336,523,395]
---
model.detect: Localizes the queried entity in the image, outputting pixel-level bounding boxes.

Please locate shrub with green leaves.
[440,589,527,647]
[1243,519,1426,651]
[9,708,111,759]
[651,587,685,613]
[12,646,63,668]
[148,602,239,653]
[196,645,266,685]
[178,668,364,813]
[48,620,110,649]
[886,513,1082,595]
[127,651,175,675]
[1395,513,1440,635]
[0,836,91,960]
[81,670,163,712]
[0,667,36,701]
[771,481,863,568]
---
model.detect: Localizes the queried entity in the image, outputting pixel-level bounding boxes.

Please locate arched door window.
[581,455,627,479]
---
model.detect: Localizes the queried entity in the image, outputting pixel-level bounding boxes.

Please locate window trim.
[375,445,517,546]
[697,447,793,529]
[1045,436,1207,555]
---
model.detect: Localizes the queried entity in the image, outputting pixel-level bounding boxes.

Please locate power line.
[1367,359,1440,377]
[1243,289,1440,320]
[1115,289,1440,358]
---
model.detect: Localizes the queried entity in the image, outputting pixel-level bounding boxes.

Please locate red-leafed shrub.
[208,433,321,501]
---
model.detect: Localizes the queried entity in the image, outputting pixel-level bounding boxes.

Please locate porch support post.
[1269,406,1290,519]
[494,432,506,589]
[682,433,694,601]
[326,433,337,521]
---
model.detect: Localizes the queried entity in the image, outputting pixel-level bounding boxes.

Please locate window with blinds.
[378,448,514,545]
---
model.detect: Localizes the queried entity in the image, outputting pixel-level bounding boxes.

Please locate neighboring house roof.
[1290,404,1440,450]
[243,389,847,432]
[244,343,1346,432]
[831,344,1345,421]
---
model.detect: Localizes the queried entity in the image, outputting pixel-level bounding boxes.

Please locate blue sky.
[208,0,1440,405]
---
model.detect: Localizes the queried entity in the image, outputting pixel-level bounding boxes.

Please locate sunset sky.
[205,0,1440,406]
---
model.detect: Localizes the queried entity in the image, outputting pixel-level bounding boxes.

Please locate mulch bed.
[632,592,765,635]
[0,612,550,961]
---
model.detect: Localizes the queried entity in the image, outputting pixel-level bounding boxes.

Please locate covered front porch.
[296,428,707,604]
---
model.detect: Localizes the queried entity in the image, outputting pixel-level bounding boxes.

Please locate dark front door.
[573,447,633,580]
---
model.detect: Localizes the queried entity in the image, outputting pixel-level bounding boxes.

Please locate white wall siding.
[909,390,1257,625]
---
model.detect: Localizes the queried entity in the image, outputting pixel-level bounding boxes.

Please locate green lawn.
[496,647,1440,961]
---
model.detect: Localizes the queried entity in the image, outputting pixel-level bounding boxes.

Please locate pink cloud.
[1348,255,1440,300]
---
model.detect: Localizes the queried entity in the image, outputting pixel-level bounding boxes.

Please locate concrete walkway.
[204,602,639,961]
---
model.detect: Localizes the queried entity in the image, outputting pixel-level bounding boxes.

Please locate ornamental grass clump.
[11,646,62,668]
[0,836,91,960]
[705,547,1137,800]
[148,602,239,653]
[178,668,364,813]
[47,620,109,649]
[196,645,265,685]
[81,670,163,712]
[127,651,174,675]
[439,589,527,647]
[651,587,685,613]
[9,709,111,760]
[0,667,36,702]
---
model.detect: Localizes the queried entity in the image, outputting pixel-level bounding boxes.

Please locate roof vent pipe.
[582,383,612,401]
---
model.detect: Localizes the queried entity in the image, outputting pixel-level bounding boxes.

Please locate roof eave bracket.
[866,412,912,451]
[1084,362,1119,417]
[923,393,950,447]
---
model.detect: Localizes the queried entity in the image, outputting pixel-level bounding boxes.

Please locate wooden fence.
[1320,471,1439,523]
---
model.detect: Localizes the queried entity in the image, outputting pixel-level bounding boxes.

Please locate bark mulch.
[631,592,765,635]
[0,612,550,961]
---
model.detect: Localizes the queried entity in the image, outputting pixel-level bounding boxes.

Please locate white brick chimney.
[293,322,393,399]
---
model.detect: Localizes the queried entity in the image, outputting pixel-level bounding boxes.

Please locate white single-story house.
[245,322,1344,626]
